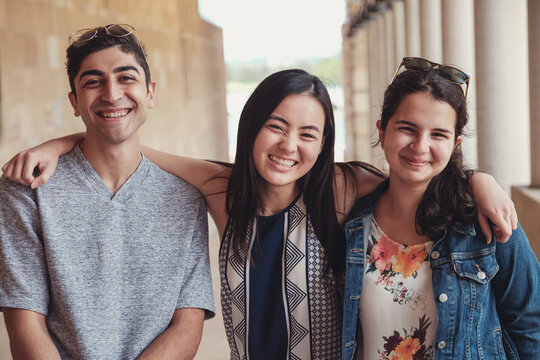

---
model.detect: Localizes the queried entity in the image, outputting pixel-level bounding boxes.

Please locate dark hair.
[380,69,476,239]
[226,69,340,268]
[66,24,151,97]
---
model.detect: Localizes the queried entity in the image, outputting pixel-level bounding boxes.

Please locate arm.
[334,162,385,224]
[492,225,540,357]
[141,146,228,195]
[342,163,517,243]
[1,133,84,188]
[470,172,518,243]
[0,179,55,357]
[137,308,205,360]
[2,308,61,360]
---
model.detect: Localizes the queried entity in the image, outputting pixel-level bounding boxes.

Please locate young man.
[0,24,214,359]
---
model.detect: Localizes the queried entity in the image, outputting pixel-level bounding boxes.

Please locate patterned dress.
[219,195,342,360]
[358,218,437,360]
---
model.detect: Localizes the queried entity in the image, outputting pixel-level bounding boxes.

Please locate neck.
[385,178,427,214]
[258,182,299,216]
[374,176,430,245]
[79,136,142,194]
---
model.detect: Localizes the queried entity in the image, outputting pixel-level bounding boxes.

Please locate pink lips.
[403,156,430,167]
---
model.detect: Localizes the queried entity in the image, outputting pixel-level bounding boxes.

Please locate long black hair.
[226,69,340,267]
[380,69,476,239]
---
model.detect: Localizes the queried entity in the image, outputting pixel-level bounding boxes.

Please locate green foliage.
[226,55,342,86]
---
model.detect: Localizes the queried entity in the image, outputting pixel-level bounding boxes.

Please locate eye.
[398,126,415,133]
[267,123,284,132]
[301,132,317,140]
[82,79,102,88]
[118,75,136,82]
[432,131,450,139]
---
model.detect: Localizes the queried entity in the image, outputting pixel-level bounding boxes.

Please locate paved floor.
[0,224,229,360]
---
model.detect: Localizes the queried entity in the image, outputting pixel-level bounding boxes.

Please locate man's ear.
[68,92,80,117]
[376,120,384,148]
[147,81,156,108]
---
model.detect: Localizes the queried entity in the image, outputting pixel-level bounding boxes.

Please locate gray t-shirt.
[0,146,215,359]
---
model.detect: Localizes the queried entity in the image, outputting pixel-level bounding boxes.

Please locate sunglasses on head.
[68,24,136,45]
[392,57,470,100]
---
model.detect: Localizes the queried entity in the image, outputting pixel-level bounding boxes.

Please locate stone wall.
[0,0,228,164]
[0,0,228,358]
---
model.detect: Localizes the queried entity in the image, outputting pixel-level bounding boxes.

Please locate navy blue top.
[248,209,288,359]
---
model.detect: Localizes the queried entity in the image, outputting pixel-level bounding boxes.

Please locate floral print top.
[357,218,437,360]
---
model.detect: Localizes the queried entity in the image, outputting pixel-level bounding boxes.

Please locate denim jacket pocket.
[453,253,499,309]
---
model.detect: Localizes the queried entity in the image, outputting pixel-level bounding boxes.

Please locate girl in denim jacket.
[342,59,540,359]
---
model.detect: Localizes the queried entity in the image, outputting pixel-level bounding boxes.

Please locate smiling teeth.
[101,110,128,118]
[269,155,295,167]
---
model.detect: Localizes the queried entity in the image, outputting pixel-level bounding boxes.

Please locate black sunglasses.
[392,57,470,100]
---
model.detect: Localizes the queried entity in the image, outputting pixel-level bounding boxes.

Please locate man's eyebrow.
[79,69,104,80]
[79,66,140,81]
[396,120,453,133]
[114,65,140,74]
[268,114,322,132]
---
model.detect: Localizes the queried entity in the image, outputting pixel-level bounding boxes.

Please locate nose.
[410,134,430,153]
[278,135,297,153]
[101,80,122,104]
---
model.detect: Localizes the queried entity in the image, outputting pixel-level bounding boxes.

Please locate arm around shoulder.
[2,308,61,360]
[1,133,84,188]
[334,162,385,222]
[142,146,229,196]
[492,224,540,357]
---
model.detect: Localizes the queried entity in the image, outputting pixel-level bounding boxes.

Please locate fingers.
[493,226,511,244]
[489,210,512,243]
[478,213,493,245]
[31,165,55,189]
[1,151,40,187]
[510,203,518,230]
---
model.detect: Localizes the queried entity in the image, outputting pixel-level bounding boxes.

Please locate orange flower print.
[371,235,402,273]
[391,245,427,278]
[389,337,421,359]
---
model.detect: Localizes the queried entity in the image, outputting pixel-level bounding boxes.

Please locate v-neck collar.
[69,145,150,204]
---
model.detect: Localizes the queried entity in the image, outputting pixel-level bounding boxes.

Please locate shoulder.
[145,161,205,202]
[494,223,535,257]
[334,162,385,199]
[0,176,34,201]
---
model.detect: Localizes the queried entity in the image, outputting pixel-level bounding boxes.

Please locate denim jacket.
[342,180,540,359]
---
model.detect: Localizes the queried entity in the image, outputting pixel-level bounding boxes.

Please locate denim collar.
[345,178,477,237]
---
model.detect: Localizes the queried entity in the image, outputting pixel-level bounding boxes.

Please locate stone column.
[419,0,442,61]
[350,24,373,162]
[369,11,389,168]
[474,0,530,191]
[530,0,540,187]
[404,0,421,56]
[384,4,396,78]
[441,0,477,167]
[391,0,407,64]
[342,24,356,161]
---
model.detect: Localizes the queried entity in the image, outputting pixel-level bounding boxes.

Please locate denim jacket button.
[477,271,486,280]
[431,251,440,259]
[437,340,446,349]
[438,293,448,303]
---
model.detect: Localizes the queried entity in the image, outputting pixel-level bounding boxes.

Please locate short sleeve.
[175,197,215,319]
[0,177,49,315]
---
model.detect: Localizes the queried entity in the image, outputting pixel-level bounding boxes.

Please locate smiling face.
[252,93,325,194]
[379,91,461,189]
[68,45,156,146]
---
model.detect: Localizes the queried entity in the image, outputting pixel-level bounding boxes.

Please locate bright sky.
[198,0,346,63]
